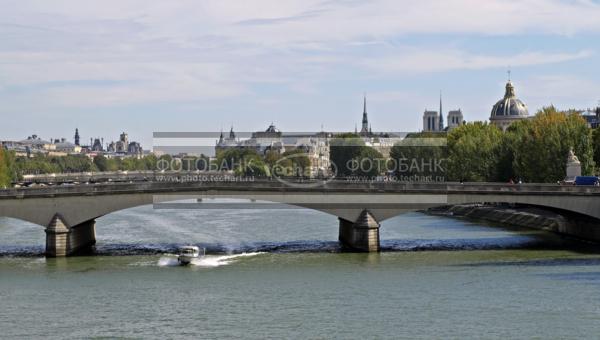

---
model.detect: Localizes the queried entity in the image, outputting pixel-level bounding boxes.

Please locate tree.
[240,158,270,177]
[280,149,311,177]
[390,132,447,180]
[121,157,141,171]
[264,150,281,168]
[593,128,600,173]
[0,148,11,188]
[142,154,158,170]
[352,147,383,177]
[93,155,109,172]
[507,107,594,182]
[216,148,267,176]
[329,133,366,177]
[446,122,503,182]
[14,153,60,175]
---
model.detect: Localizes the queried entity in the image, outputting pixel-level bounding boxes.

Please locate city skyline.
[2,1,600,148]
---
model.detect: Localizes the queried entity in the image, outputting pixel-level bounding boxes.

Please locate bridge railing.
[2,178,600,199]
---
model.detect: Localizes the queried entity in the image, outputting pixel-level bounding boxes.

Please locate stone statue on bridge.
[565,147,581,182]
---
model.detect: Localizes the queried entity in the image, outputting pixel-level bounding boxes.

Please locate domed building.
[490,80,529,131]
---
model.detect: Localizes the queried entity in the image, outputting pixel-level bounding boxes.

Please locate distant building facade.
[91,138,104,152]
[105,132,143,158]
[2,134,82,157]
[2,129,143,159]
[580,107,600,129]
[423,110,440,132]
[446,109,464,131]
[53,138,81,154]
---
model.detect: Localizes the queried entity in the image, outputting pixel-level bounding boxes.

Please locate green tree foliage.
[442,107,595,183]
[142,154,158,170]
[390,132,447,180]
[0,148,12,188]
[13,154,163,178]
[14,154,61,175]
[263,150,281,168]
[330,133,367,177]
[170,155,210,171]
[351,146,383,177]
[48,155,95,173]
[507,106,594,182]
[278,149,311,177]
[93,155,109,171]
[215,148,269,176]
[329,133,385,178]
[593,128,600,173]
[217,149,261,171]
[240,158,270,177]
[446,122,504,182]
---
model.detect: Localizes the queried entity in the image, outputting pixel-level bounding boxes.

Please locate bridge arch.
[2,181,600,255]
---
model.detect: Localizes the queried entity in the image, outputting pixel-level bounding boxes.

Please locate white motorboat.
[177,245,204,265]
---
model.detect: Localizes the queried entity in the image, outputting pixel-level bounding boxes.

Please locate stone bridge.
[1,179,600,255]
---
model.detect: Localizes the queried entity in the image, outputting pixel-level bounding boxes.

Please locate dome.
[54,141,76,149]
[265,123,280,133]
[20,137,50,145]
[490,81,528,118]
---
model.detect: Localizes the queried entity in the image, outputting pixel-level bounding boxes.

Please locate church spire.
[438,90,444,131]
[361,93,369,135]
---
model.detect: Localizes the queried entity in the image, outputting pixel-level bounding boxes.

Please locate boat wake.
[157,252,265,268]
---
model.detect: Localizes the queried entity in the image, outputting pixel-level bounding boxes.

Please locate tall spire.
[438,90,444,131]
[361,93,369,135]
[74,128,80,146]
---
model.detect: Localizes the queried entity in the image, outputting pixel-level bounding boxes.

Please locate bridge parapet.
[2,180,600,199]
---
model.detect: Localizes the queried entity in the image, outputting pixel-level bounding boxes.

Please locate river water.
[1,203,600,339]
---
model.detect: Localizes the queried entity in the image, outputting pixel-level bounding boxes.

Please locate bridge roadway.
[1,179,600,255]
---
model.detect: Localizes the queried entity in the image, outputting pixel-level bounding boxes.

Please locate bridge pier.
[45,214,96,257]
[339,210,380,252]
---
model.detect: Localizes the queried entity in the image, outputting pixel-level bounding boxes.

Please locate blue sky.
[1,0,600,148]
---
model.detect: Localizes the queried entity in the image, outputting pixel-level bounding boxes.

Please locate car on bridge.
[574,176,600,186]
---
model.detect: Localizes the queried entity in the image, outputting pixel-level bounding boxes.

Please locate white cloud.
[0,0,598,110]
[5,0,600,47]
[367,90,430,104]
[363,50,593,74]
[522,74,600,108]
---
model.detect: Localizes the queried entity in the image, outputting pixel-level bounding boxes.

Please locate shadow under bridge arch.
[153,191,452,222]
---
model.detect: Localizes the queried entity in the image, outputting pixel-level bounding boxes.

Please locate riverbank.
[426,204,600,243]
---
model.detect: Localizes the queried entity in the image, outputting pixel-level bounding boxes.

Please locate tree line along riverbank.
[2,106,600,188]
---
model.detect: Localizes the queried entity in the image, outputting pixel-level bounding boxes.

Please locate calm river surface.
[1,203,600,339]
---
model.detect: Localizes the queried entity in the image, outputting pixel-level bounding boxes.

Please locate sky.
[1,0,600,149]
